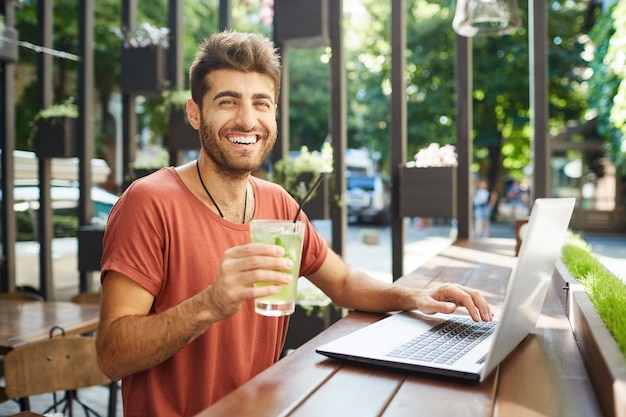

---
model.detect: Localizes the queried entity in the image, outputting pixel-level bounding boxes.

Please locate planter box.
[398,165,457,218]
[553,260,626,417]
[274,0,329,48]
[296,173,331,220]
[78,225,105,272]
[33,116,79,158]
[121,45,167,97]
[166,109,199,151]
[0,25,19,62]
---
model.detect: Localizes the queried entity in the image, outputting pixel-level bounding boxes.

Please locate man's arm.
[306,249,493,322]
[96,272,217,380]
[96,243,294,381]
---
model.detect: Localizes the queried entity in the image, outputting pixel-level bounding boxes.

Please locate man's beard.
[198,116,276,181]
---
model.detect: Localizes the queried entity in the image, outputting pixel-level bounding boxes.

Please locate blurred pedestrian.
[473,179,496,238]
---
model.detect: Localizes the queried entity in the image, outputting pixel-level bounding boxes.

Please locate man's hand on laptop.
[416,283,494,322]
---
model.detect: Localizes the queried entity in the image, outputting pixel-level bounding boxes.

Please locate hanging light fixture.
[452,0,521,37]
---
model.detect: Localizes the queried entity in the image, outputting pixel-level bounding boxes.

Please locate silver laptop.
[316,197,576,382]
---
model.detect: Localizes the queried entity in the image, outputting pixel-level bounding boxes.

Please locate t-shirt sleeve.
[100,178,168,297]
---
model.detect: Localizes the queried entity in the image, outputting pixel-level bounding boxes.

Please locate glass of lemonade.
[250,219,305,316]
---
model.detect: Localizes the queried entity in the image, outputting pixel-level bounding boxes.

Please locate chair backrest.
[0,291,44,302]
[70,291,102,305]
[2,336,111,399]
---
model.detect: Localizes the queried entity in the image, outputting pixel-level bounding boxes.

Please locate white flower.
[407,143,458,168]
[113,22,170,49]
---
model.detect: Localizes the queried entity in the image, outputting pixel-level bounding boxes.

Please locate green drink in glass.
[250,220,305,316]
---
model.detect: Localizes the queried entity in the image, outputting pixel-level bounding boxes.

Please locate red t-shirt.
[101,168,328,416]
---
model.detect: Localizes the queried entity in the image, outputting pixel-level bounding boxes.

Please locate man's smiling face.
[192,69,278,179]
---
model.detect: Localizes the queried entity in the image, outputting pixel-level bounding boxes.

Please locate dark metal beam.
[37,0,54,300]
[530,0,549,200]
[122,0,138,189]
[0,0,18,292]
[390,0,407,280]
[455,35,472,239]
[329,0,346,257]
[78,0,95,292]
[219,0,232,31]
[168,0,184,166]
[272,13,289,164]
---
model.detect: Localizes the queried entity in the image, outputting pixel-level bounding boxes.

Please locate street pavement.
[2,219,625,416]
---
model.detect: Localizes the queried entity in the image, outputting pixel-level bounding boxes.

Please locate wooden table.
[0,300,100,355]
[195,239,603,417]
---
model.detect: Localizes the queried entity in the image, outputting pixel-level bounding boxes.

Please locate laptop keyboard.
[386,316,497,365]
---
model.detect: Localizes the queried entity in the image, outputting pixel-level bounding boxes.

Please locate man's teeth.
[229,136,257,144]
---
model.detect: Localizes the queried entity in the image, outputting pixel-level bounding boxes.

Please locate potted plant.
[116,22,169,97]
[274,0,329,48]
[166,89,199,151]
[144,88,199,151]
[270,142,334,220]
[77,224,105,272]
[30,101,79,158]
[398,143,458,219]
[0,16,19,63]
[556,235,626,417]
[123,144,170,189]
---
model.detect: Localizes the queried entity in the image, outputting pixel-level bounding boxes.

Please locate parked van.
[345,148,389,224]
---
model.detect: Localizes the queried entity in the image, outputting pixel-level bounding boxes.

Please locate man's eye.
[255,101,272,109]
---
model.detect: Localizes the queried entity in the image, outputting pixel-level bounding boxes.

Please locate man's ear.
[186,98,201,131]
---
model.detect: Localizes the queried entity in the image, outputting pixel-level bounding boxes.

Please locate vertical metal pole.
[273,9,289,164]
[455,35,472,239]
[219,0,232,31]
[0,0,18,292]
[329,0,346,257]
[390,0,407,280]
[37,0,54,300]
[122,0,138,189]
[78,0,94,292]
[529,0,549,200]
[168,0,184,166]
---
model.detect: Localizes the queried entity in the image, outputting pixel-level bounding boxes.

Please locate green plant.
[34,102,79,119]
[129,144,170,170]
[561,233,626,356]
[588,1,626,176]
[142,87,191,140]
[296,279,335,319]
[270,142,333,202]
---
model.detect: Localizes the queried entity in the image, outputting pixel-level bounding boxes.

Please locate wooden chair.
[0,336,117,417]
[70,292,101,305]
[0,291,44,302]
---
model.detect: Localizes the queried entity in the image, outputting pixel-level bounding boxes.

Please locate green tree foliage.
[588,1,626,176]
[341,0,590,184]
[9,0,612,190]
[287,47,331,151]
[13,0,219,156]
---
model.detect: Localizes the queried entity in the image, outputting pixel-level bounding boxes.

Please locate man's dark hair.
[189,30,281,108]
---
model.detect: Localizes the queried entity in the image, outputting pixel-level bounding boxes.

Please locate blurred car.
[346,173,390,224]
[0,150,119,298]
[8,149,112,183]
[12,180,119,221]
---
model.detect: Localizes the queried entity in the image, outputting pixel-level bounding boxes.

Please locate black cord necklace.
[196,159,247,223]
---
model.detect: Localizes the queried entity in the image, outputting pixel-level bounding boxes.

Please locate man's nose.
[234,103,256,129]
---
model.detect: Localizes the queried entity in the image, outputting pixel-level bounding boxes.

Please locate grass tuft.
[561,233,626,356]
